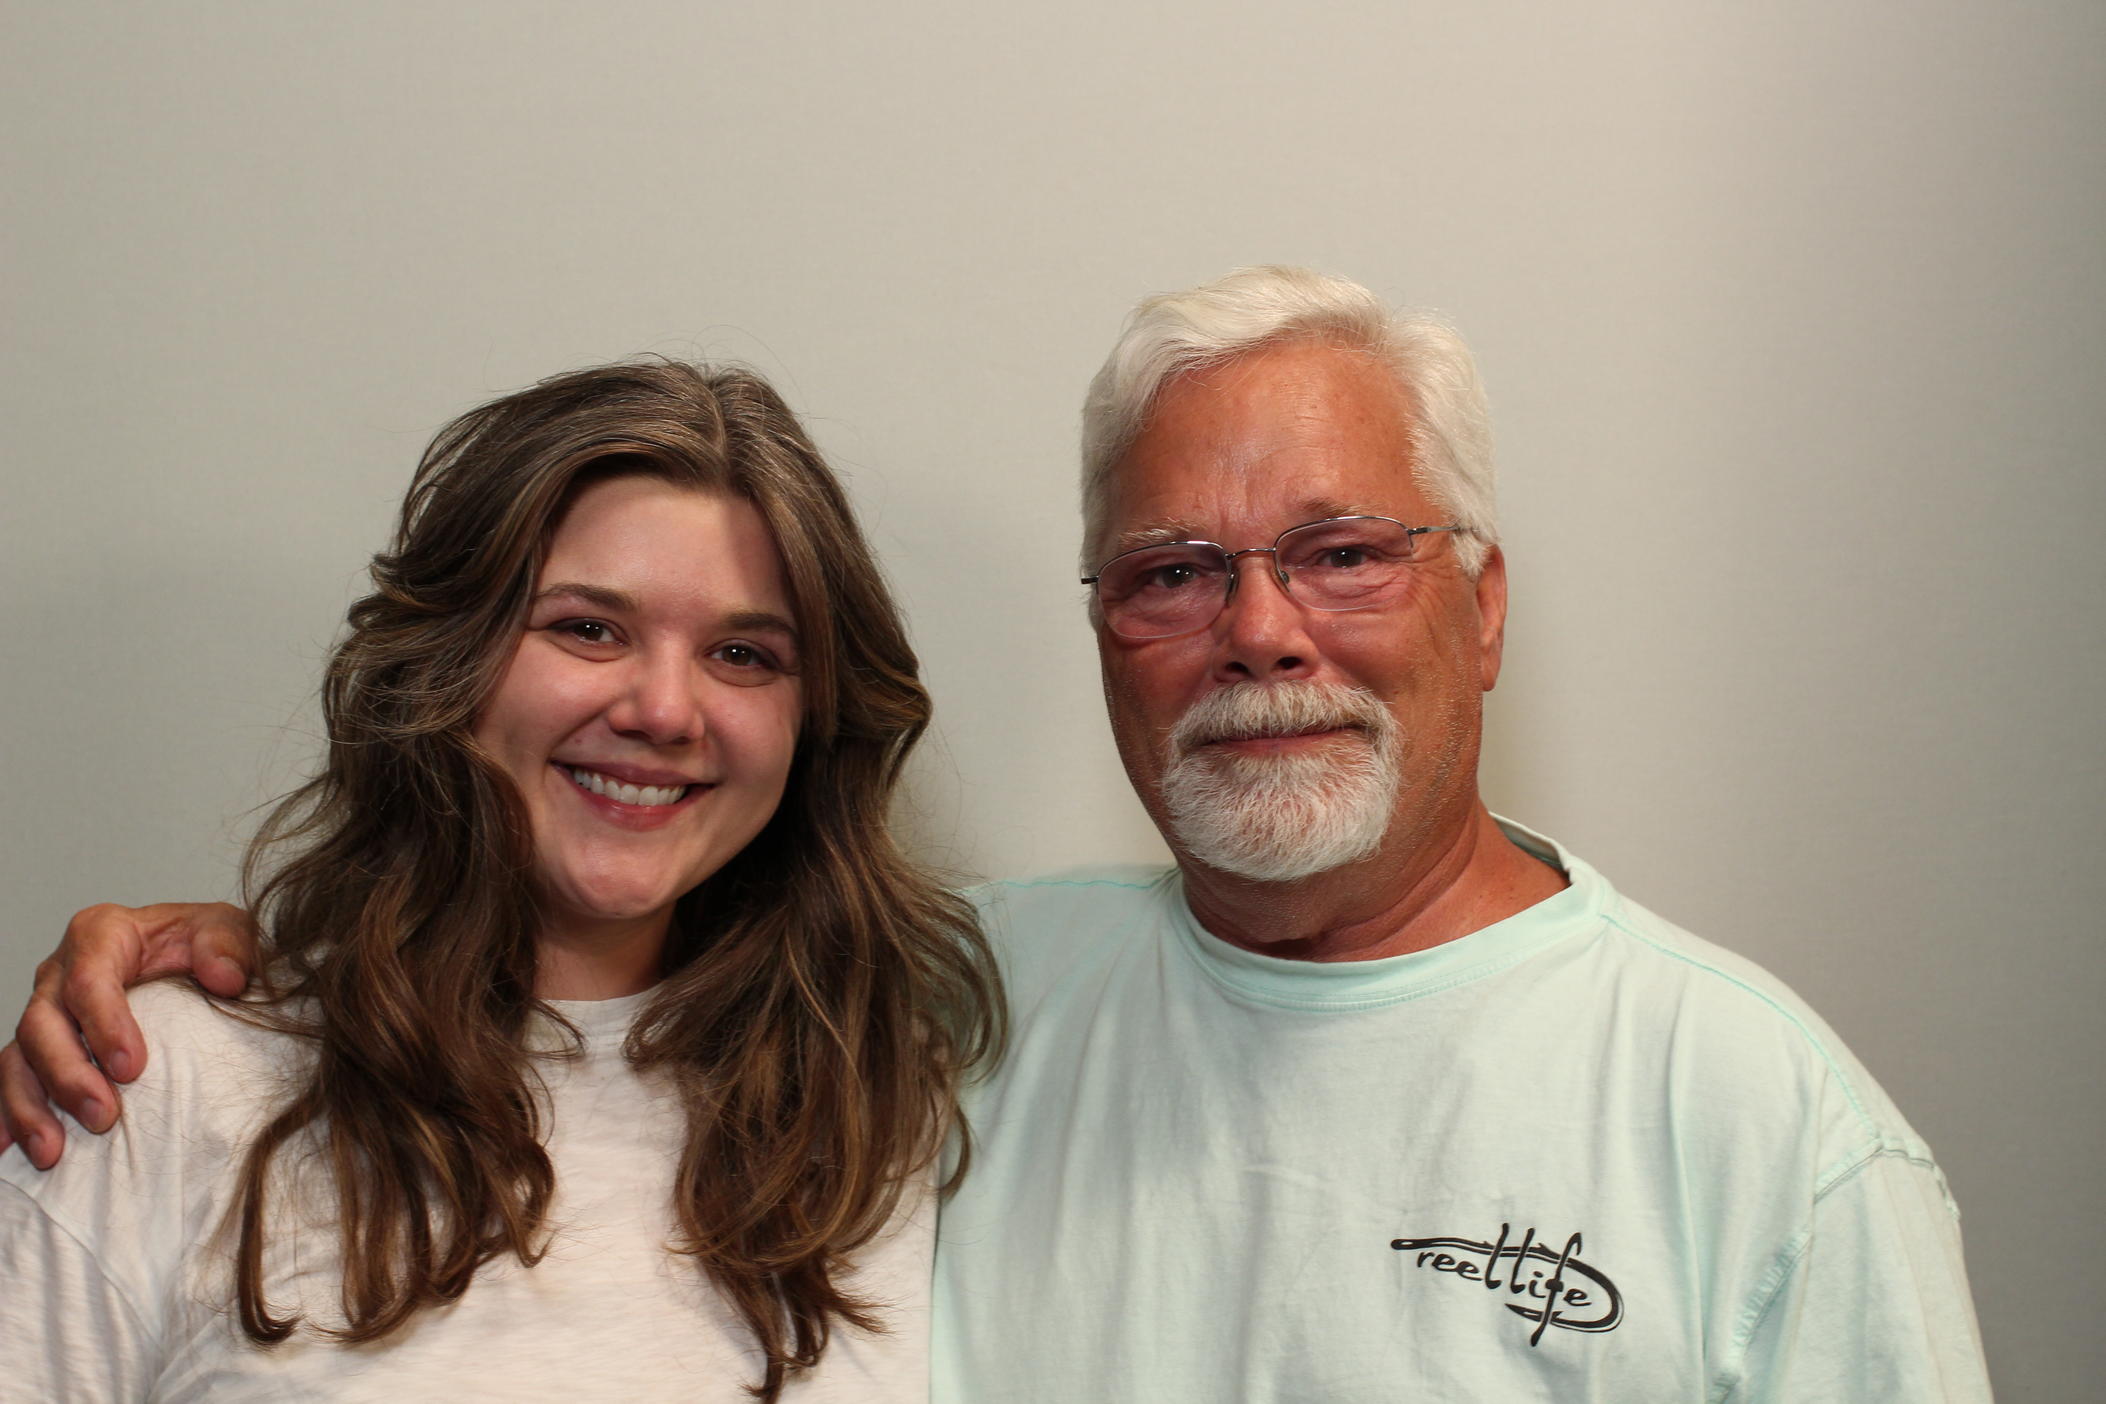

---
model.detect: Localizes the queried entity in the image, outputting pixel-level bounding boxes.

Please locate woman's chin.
[540,883,682,940]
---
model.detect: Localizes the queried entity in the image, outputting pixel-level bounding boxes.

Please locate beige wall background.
[5,1,2100,1394]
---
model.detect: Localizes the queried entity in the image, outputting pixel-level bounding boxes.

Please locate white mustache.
[1169,682,1390,754]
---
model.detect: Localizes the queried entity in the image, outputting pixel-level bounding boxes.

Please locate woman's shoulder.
[99,980,311,1154]
[0,981,304,1306]
[127,978,307,1079]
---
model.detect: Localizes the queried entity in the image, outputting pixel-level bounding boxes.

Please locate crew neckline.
[1167,818,1609,1011]
[538,985,657,1049]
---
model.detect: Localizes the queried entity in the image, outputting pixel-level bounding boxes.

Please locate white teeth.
[566,767,689,807]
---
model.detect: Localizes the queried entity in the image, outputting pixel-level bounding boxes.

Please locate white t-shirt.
[932,823,1993,1402]
[0,981,931,1402]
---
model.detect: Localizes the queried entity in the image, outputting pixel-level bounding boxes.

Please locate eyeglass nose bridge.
[1220,545,1291,606]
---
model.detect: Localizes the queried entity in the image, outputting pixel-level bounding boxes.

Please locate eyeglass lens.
[1095,517,1432,639]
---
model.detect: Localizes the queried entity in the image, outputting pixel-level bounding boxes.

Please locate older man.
[3,269,1990,1400]
[929,268,1989,1399]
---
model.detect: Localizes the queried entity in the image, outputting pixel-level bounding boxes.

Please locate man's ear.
[1474,546,1508,692]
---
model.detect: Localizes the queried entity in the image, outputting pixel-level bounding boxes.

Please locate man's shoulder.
[966,865,1171,911]
[965,867,1175,987]
[1584,884,1931,1173]
[1594,890,1826,1019]
[1521,827,1860,1054]
[1594,890,1849,1054]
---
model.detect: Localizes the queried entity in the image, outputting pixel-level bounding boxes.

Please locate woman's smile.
[554,761,712,829]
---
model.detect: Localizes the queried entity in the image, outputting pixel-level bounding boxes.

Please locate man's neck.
[1178,803,1567,962]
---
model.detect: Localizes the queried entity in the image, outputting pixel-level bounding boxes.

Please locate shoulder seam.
[1708,1219,1813,1404]
[1600,910,1881,1144]
[1813,1137,1944,1202]
[1710,1139,1956,1402]
[0,1175,164,1353]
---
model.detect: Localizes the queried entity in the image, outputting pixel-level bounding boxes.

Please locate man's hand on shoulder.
[0,902,258,1168]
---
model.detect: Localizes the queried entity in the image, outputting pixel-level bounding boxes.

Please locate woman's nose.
[608,651,705,746]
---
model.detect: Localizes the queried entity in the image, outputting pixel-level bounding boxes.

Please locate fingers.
[0,1038,68,1170]
[1,900,268,1171]
[175,903,262,997]
[16,968,119,1133]
[47,900,260,1077]
[50,910,152,1084]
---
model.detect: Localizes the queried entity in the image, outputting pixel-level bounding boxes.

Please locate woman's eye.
[553,619,619,646]
[714,642,776,670]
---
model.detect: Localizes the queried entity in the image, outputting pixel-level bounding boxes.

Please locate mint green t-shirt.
[932,825,1990,1402]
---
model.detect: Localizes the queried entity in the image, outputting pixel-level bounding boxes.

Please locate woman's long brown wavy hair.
[226,360,1003,1398]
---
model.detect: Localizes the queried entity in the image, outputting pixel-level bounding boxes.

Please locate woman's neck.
[532,912,670,999]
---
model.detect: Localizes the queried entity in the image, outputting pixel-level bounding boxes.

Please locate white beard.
[1159,682,1401,883]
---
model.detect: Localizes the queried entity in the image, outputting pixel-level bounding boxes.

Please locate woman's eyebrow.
[724,609,798,640]
[533,586,795,640]
[533,582,638,613]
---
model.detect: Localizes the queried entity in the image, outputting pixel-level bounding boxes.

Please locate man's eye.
[1142,563,1202,591]
[1293,541,1394,572]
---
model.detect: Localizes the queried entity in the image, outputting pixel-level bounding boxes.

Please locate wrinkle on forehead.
[1110,496,1388,555]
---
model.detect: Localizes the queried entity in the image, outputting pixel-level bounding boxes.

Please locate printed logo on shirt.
[1389,1223,1624,1345]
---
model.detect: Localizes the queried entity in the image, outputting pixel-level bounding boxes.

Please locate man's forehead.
[1097,340,1433,546]
[1098,451,1442,557]
[1112,495,1403,552]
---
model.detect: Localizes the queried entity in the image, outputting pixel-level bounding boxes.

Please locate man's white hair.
[1080,265,1496,575]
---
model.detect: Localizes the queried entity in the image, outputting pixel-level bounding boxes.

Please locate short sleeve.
[0,1174,161,1401]
[0,983,285,1400]
[1724,1148,1993,1402]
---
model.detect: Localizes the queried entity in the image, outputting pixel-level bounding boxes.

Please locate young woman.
[0,361,1003,1400]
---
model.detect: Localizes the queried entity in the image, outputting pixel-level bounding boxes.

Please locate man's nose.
[1211,551,1318,682]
